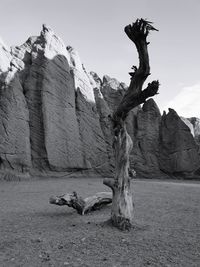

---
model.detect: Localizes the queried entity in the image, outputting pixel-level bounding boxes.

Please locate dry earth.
[0,178,199,267]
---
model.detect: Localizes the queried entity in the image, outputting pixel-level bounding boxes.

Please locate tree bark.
[104,123,134,230]
[104,18,159,230]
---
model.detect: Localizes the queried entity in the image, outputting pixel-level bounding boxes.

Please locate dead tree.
[50,19,159,230]
[103,18,159,230]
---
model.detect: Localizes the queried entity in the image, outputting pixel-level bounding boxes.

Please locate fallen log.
[49,191,112,215]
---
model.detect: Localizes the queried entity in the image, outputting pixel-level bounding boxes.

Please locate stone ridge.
[0,26,199,180]
[0,25,110,179]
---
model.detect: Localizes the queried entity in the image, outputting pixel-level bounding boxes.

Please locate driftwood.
[103,18,159,230]
[49,192,112,215]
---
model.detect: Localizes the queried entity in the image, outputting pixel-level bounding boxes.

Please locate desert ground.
[0,177,199,267]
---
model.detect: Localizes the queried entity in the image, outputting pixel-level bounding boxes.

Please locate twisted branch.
[112,18,159,126]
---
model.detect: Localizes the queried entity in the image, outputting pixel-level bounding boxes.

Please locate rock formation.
[0,25,199,180]
[159,109,200,177]
[181,117,194,136]
[0,25,110,179]
[130,99,162,178]
[188,117,200,143]
[0,37,11,73]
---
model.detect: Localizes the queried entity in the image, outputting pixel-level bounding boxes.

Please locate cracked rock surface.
[0,25,199,179]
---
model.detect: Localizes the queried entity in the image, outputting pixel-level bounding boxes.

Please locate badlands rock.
[181,117,194,136]
[188,117,200,166]
[188,117,200,142]
[0,76,31,173]
[131,99,162,177]
[0,25,111,178]
[92,75,115,172]
[159,109,200,175]
[0,37,31,174]
[181,117,200,157]
[75,88,111,176]
[100,74,127,111]
[66,48,111,175]
[0,25,200,179]
[24,28,85,171]
[67,46,95,102]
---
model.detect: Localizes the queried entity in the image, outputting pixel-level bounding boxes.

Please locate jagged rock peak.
[90,71,102,89]
[142,98,161,114]
[0,36,10,52]
[0,36,12,73]
[67,45,83,69]
[102,74,128,90]
[168,108,177,114]
[40,23,62,42]
[42,24,53,33]
[36,24,70,62]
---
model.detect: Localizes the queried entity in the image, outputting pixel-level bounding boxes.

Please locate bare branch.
[113,80,159,122]
[123,18,159,98]
[124,18,158,43]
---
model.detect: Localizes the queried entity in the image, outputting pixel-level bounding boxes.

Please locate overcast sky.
[0,0,200,117]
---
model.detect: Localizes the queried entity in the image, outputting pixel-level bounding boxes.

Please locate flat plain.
[0,178,199,267]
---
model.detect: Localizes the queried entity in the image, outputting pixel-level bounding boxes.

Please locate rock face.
[0,25,110,178]
[188,117,200,143]
[131,99,162,178]
[0,37,11,73]
[181,117,194,136]
[0,25,200,179]
[181,117,200,154]
[159,109,200,176]
[0,37,31,174]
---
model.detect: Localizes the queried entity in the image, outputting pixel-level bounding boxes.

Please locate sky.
[0,0,200,117]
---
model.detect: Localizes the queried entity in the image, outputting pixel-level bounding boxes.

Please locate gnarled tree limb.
[113,80,159,122]
[125,19,158,93]
[103,18,159,230]
[49,18,159,232]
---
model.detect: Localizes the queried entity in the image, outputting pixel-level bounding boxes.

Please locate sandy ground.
[0,178,200,267]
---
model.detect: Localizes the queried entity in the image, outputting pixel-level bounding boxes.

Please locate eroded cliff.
[0,25,199,180]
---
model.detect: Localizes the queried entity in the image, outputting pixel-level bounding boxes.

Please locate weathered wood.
[104,18,159,230]
[49,192,112,215]
[49,18,159,231]
[111,123,134,230]
[113,80,159,123]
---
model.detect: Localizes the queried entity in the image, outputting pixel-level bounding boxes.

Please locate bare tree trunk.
[104,123,134,230]
[104,19,159,230]
[49,19,159,231]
